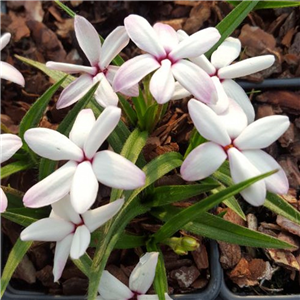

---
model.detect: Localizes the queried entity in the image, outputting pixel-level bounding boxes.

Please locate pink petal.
[150,59,175,104]
[70,161,99,214]
[0,61,25,87]
[82,198,124,232]
[0,32,11,51]
[100,26,129,69]
[190,54,216,75]
[234,115,290,150]
[92,150,146,190]
[242,150,289,195]
[124,14,166,58]
[1,133,22,163]
[153,23,179,53]
[228,148,266,206]
[70,224,91,259]
[180,142,226,181]
[211,37,241,69]
[84,106,121,159]
[23,161,77,208]
[24,128,84,161]
[171,82,191,101]
[113,54,160,93]
[94,74,119,107]
[74,15,101,67]
[0,188,8,213]
[46,61,96,75]
[188,99,231,146]
[218,55,275,79]
[172,60,218,104]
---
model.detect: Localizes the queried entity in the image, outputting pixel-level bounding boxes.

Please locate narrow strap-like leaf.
[1,160,34,179]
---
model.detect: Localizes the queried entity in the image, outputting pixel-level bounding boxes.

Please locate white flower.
[23,107,145,214]
[98,252,173,300]
[113,14,220,105]
[21,195,124,281]
[180,99,289,206]
[0,33,25,87]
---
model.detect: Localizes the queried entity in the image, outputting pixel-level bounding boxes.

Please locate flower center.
[223,143,234,153]
[156,53,177,65]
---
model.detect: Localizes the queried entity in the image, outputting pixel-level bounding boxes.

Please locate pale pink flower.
[180,99,289,206]
[113,14,220,105]
[23,107,145,214]
[0,33,25,87]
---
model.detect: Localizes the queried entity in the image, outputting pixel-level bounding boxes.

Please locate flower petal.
[70,224,90,259]
[171,82,191,101]
[84,106,121,159]
[234,115,290,150]
[153,23,178,53]
[190,54,216,75]
[46,61,96,75]
[180,142,226,181]
[188,99,231,146]
[53,234,73,282]
[24,128,83,161]
[20,218,74,242]
[222,79,255,123]
[129,252,158,294]
[82,198,124,232]
[74,15,101,66]
[56,74,93,109]
[0,61,25,87]
[242,150,289,195]
[211,37,241,69]
[100,26,129,69]
[23,161,77,208]
[69,108,96,149]
[0,32,11,51]
[92,150,146,190]
[172,60,218,104]
[98,270,134,300]
[1,133,22,163]
[113,54,160,93]
[124,15,166,58]
[170,27,221,60]
[150,59,175,104]
[70,161,99,214]
[228,148,266,206]
[138,294,173,300]
[94,74,119,107]
[218,55,275,79]
[0,188,8,213]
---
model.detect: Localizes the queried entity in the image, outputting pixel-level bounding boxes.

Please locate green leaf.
[1,238,33,297]
[1,186,23,209]
[54,0,75,17]
[227,1,300,9]
[114,232,146,249]
[132,90,147,129]
[118,94,137,126]
[1,160,34,179]
[2,210,38,227]
[73,253,92,278]
[184,128,207,159]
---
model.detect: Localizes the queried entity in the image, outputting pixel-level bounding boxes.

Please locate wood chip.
[266,249,300,271]
[170,265,200,288]
[277,215,300,237]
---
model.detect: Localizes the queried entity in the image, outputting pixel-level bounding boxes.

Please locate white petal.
[113,54,160,93]
[153,23,179,53]
[94,74,119,107]
[0,188,8,213]
[129,252,158,294]
[171,82,191,101]
[180,142,226,181]
[211,37,241,69]
[82,198,124,232]
[172,60,218,104]
[70,225,90,259]
[92,150,146,190]
[24,128,83,161]
[188,99,231,146]
[0,32,11,51]
[222,79,255,123]
[53,234,73,282]
[234,115,290,150]
[1,133,22,163]
[242,150,289,195]
[190,54,216,75]
[100,26,129,69]
[70,161,99,214]
[23,161,77,208]
[228,148,266,206]
[0,61,25,87]
[98,270,133,300]
[138,294,173,300]
[170,27,221,60]
[69,109,96,149]
[74,15,101,67]
[150,59,175,104]
[46,61,96,75]
[176,29,189,41]
[20,218,74,242]
[218,55,275,79]
[84,106,121,159]
[124,14,166,58]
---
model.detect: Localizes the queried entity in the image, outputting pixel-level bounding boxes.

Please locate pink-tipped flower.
[23,107,146,214]
[180,99,289,206]
[0,33,25,87]
[46,15,134,109]
[98,252,173,300]
[21,195,124,282]
[113,14,220,105]
[0,133,23,213]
